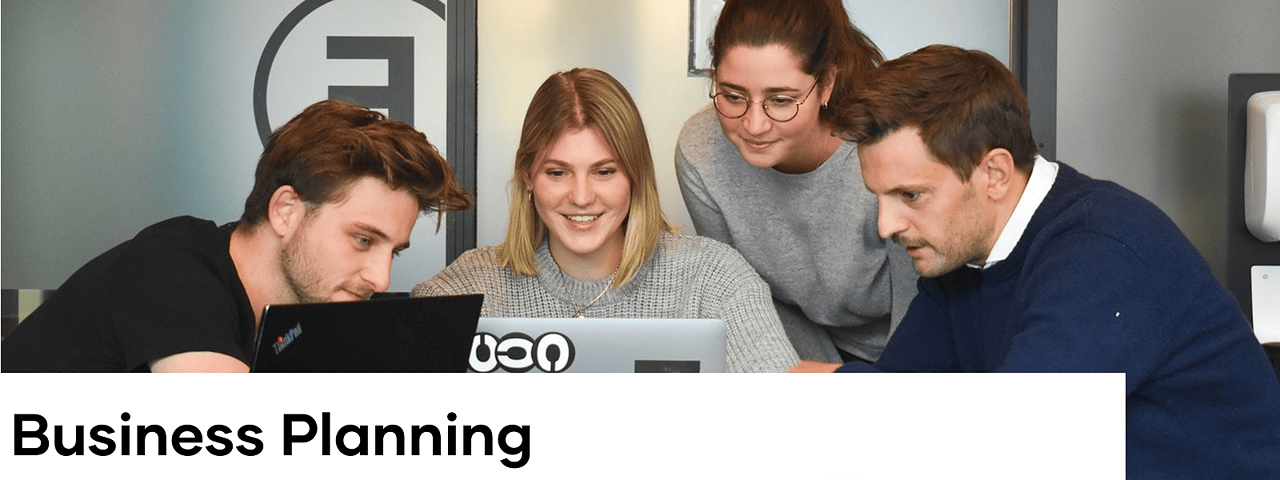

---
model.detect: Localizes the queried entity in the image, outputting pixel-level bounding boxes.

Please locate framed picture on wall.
[688,0,724,77]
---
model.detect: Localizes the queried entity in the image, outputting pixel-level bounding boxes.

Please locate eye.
[767,95,798,107]
[545,169,567,178]
[354,235,371,248]
[901,191,921,202]
[595,168,617,178]
[720,92,747,103]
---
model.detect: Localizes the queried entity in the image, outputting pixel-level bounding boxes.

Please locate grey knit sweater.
[675,106,918,363]
[412,232,800,373]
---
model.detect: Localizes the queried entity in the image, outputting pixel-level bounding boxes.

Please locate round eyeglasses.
[710,79,819,123]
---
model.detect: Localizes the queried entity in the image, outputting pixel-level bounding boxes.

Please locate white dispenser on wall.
[1245,90,1280,242]
[1247,90,1280,346]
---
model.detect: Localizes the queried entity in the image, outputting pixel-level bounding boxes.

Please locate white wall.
[475,0,1011,249]
[1056,0,1280,279]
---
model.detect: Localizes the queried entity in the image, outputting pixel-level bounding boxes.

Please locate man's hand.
[150,351,249,372]
[787,360,842,373]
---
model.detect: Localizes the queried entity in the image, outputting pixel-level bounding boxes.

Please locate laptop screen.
[251,294,483,373]
[468,317,727,373]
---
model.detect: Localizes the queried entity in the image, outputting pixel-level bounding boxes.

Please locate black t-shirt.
[1,216,257,372]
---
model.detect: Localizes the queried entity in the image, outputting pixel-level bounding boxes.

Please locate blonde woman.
[414,68,798,373]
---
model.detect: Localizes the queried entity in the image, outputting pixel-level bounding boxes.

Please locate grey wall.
[2,1,282,289]
[1056,0,1280,282]
[1,0,456,292]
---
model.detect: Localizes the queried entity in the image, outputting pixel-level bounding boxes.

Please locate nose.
[365,253,393,294]
[569,174,594,207]
[741,102,772,136]
[877,202,907,241]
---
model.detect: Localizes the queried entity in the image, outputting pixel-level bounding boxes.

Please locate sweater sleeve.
[412,248,497,301]
[675,132,734,245]
[702,243,801,373]
[840,278,962,373]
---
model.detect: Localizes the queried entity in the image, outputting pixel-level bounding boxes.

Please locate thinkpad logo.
[272,323,304,355]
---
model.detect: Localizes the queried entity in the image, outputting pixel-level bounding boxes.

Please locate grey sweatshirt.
[675,106,918,363]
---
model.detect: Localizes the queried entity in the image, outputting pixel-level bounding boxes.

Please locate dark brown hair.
[710,0,883,126]
[837,44,1039,180]
[239,99,471,226]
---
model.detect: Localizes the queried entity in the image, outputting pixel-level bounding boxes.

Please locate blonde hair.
[498,68,674,288]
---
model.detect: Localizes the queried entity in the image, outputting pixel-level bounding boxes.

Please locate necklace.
[557,264,616,318]
[569,274,613,318]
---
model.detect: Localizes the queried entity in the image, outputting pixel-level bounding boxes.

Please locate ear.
[820,68,838,107]
[267,185,307,238]
[519,172,533,199]
[980,148,1016,202]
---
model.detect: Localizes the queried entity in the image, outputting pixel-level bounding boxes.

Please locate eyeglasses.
[710,79,819,123]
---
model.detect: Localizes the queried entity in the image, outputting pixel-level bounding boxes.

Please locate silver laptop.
[467,317,727,373]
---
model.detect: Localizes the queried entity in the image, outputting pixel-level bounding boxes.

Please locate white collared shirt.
[968,155,1059,270]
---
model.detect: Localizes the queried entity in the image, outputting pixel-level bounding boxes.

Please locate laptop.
[467,317,727,373]
[250,294,483,372]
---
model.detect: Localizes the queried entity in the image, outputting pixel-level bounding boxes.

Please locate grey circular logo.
[252,0,445,145]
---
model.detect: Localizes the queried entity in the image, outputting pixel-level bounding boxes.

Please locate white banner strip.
[1,373,1124,478]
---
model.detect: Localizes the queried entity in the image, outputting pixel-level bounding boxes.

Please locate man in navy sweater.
[796,44,1280,478]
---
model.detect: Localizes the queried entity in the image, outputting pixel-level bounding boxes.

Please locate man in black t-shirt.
[1,100,472,372]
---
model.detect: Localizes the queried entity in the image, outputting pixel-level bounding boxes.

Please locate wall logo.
[253,0,447,145]
[469,332,576,373]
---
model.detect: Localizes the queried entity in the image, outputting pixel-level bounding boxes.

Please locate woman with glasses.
[675,0,917,364]
[414,68,799,373]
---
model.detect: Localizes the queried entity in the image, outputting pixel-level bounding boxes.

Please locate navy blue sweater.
[839,163,1280,478]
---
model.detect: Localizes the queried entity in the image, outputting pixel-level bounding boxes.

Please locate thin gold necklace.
[553,258,616,318]
[564,271,614,318]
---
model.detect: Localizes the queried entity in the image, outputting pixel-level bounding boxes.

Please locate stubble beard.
[896,189,989,278]
[895,236,952,278]
[902,240,971,278]
[278,227,327,305]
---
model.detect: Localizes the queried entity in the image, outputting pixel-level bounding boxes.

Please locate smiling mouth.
[566,214,599,223]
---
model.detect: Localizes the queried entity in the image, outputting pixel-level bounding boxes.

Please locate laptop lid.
[468,317,727,373]
[250,294,483,373]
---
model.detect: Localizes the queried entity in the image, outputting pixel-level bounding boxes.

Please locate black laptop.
[250,294,483,373]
